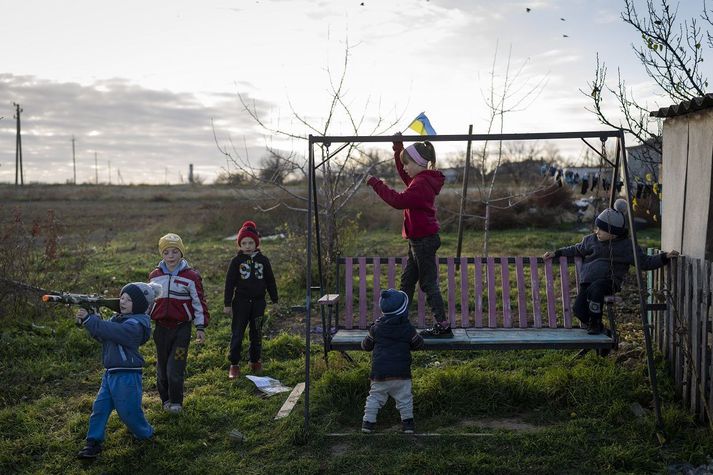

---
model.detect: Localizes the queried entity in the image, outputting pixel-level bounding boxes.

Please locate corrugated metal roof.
[650,93,713,118]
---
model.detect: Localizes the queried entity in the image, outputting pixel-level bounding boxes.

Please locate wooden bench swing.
[318,255,621,353]
[303,129,665,432]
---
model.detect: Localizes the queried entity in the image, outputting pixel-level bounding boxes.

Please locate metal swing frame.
[302,129,664,435]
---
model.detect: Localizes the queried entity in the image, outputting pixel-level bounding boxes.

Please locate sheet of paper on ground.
[245,375,291,397]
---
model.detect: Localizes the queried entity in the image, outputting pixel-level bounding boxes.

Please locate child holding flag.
[366,114,451,338]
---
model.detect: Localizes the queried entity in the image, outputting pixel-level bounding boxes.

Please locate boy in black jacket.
[224,220,278,379]
[361,289,424,434]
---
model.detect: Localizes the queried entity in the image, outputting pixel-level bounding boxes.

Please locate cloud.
[0,74,277,184]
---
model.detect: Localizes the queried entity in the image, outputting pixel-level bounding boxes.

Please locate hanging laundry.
[564,170,574,185]
[581,172,589,195]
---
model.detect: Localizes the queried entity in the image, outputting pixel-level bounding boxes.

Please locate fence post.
[691,259,701,417]
[699,259,710,423]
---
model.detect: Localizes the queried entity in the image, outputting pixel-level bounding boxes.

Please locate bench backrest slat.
[515,257,528,328]
[345,257,354,328]
[487,257,497,328]
[372,258,381,322]
[447,257,457,326]
[387,257,396,289]
[460,257,469,328]
[559,258,572,328]
[474,258,483,327]
[530,257,543,328]
[358,257,368,328]
[336,256,581,330]
[501,259,512,328]
[544,259,557,328]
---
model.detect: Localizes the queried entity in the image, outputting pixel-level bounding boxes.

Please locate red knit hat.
[237,220,260,248]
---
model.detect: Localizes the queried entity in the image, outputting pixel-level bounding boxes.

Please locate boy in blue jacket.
[74,281,161,459]
[361,289,424,434]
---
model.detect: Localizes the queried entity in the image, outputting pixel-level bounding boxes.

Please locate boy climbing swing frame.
[302,129,664,434]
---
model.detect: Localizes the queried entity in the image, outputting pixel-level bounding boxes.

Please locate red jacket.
[367,142,445,239]
[148,259,210,330]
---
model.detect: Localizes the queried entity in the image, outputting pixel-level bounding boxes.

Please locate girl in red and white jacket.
[148,233,210,414]
[367,135,451,338]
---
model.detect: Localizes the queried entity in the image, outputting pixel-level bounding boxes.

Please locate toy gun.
[42,292,121,313]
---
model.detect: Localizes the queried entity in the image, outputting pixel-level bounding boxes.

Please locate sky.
[0,0,704,184]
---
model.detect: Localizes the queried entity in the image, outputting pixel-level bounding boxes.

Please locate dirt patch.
[330,442,351,457]
[459,417,543,432]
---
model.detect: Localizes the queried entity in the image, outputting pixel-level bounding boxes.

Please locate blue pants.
[86,371,153,443]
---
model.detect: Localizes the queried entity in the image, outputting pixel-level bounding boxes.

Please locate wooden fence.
[648,251,712,423]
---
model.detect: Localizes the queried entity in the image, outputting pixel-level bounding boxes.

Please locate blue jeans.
[400,233,446,323]
[86,371,153,442]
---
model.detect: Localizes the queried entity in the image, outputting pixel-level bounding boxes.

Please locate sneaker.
[420,322,453,338]
[361,420,376,433]
[228,365,240,379]
[77,440,102,459]
[248,361,262,373]
[162,401,172,412]
[167,403,182,415]
[401,418,415,434]
[587,319,603,335]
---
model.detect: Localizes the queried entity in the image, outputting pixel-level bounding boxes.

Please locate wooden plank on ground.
[274,382,306,420]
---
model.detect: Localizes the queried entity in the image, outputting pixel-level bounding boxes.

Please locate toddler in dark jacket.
[361,289,424,434]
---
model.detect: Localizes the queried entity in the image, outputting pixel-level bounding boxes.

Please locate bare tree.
[584,0,712,155]
[454,44,551,256]
[215,41,402,263]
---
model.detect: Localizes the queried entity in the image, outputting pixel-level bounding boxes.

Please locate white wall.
[661,109,713,259]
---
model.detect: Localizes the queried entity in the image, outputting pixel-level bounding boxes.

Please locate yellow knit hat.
[158,233,186,256]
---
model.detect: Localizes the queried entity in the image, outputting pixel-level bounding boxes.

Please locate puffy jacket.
[149,259,210,330]
[361,311,423,380]
[81,312,151,371]
[367,142,445,239]
[554,233,669,286]
[224,251,278,305]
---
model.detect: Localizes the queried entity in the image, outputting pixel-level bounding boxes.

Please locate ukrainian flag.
[407,112,437,136]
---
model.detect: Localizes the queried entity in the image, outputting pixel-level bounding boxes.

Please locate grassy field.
[1,184,712,474]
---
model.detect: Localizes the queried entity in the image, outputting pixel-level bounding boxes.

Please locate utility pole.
[71,136,77,184]
[108,160,111,185]
[13,102,23,186]
[117,169,124,185]
[188,164,194,184]
[94,152,98,184]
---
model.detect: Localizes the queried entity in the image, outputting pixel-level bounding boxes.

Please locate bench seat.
[330,328,614,351]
